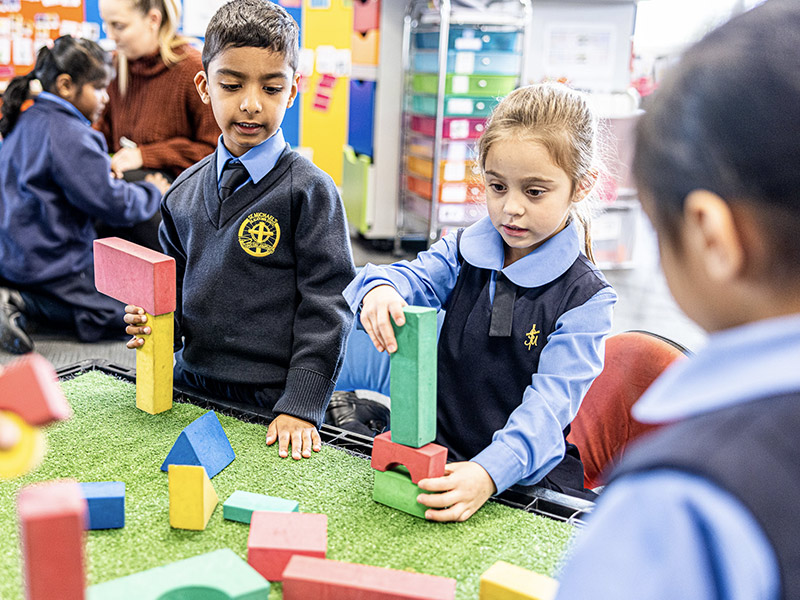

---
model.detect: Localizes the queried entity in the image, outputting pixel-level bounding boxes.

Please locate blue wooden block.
[160,411,235,478]
[79,481,125,530]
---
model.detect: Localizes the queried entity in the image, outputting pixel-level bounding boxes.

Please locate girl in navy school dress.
[0,36,168,354]
[344,83,618,522]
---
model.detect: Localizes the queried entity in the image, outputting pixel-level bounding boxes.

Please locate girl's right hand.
[124,305,150,349]
[359,285,407,353]
[144,173,171,195]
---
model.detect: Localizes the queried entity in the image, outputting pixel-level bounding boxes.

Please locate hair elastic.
[28,79,43,95]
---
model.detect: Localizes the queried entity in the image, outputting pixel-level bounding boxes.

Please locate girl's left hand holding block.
[123,304,150,348]
[417,461,497,522]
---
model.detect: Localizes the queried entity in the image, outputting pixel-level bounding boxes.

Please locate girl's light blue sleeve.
[472,285,617,492]
[555,471,779,600]
[343,232,462,312]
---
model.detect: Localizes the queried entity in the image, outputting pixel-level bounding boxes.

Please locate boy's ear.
[194,70,211,105]
[574,168,598,202]
[286,73,300,109]
[684,190,745,283]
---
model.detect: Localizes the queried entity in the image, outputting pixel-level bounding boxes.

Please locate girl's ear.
[574,168,598,202]
[54,73,74,99]
[684,190,745,283]
[147,7,162,31]
[194,70,210,104]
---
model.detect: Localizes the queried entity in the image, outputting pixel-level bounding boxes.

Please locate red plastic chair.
[568,331,689,489]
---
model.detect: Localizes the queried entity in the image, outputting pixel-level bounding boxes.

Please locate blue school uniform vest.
[609,391,800,600]
[436,237,609,490]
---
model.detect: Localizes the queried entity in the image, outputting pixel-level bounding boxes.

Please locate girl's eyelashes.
[527,188,545,197]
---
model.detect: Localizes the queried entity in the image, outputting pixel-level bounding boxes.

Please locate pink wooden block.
[247,511,327,581]
[17,480,87,600]
[283,555,457,600]
[371,432,447,484]
[0,354,71,425]
[93,237,176,316]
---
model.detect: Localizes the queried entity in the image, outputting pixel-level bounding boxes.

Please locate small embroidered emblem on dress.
[525,324,540,350]
[238,212,280,257]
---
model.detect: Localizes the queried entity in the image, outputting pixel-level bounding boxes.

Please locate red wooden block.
[247,511,327,581]
[17,479,87,600]
[0,354,71,425]
[93,237,176,316]
[283,555,457,600]
[371,432,447,484]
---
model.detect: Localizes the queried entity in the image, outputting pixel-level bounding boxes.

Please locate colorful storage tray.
[406,155,479,183]
[410,115,487,140]
[412,73,517,96]
[413,50,521,76]
[414,27,521,53]
[407,135,476,162]
[405,174,484,203]
[411,95,498,118]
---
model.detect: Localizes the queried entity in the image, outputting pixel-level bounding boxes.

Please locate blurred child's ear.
[286,73,300,109]
[54,73,74,99]
[194,70,210,105]
[574,168,598,202]
[684,190,745,283]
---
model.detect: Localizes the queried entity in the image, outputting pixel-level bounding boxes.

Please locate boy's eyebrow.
[484,170,556,185]
[215,68,290,81]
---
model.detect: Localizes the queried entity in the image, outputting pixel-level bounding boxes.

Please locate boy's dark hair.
[633,0,800,278]
[201,0,299,72]
[0,36,111,137]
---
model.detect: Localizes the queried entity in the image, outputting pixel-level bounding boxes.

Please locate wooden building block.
[0,353,71,425]
[86,548,270,599]
[372,465,431,519]
[135,311,174,415]
[283,555,457,600]
[93,237,176,316]
[390,306,438,447]
[0,411,45,479]
[79,481,125,530]
[248,511,327,581]
[161,411,235,478]
[168,464,218,530]
[371,431,447,483]
[479,561,559,600]
[223,490,299,524]
[17,479,87,600]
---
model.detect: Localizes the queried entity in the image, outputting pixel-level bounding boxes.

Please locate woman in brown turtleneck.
[94,0,219,248]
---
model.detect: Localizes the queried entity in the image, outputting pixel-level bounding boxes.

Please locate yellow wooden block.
[479,561,560,600]
[136,311,174,414]
[168,464,218,530]
[0,411,45,479]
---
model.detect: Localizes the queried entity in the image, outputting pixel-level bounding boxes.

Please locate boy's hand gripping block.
[93,237,176,316]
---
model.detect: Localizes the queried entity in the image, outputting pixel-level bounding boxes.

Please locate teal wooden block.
[373,466,432,519]
[86,548,270,599]
[223,490,299,524]
[390,306,438,447]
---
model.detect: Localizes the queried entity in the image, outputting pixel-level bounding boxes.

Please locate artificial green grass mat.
[0,370,574,599]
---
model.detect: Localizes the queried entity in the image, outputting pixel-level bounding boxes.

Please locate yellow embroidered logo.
[238,212,280,257]
[524,324,540,350]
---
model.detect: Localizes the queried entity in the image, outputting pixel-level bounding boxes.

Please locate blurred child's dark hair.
[202,0,299,72]
[0,36,111,137]
[633,0,800,276]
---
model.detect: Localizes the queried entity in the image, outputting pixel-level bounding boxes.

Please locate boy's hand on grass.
[359,285,407,353]
[266,414,322,460]
[123,305,150,349]
[0,414,20,450]
[416,461,497,522]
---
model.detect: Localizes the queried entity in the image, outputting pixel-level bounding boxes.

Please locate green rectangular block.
[86,548,270,599]
[223,490,299,524]
[373,466,432,519]
[390,306,438,447]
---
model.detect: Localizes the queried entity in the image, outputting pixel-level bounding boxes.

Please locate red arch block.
[0,354,71,425]
[370,432,447,484]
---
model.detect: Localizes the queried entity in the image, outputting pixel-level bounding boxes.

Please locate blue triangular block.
[160,411,235,478]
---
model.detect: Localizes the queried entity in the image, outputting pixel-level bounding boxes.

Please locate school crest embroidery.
[524,324,540,350]
[238,212,280,257]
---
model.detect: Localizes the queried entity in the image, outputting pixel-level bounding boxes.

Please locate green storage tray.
[412,73,517,96]
[410,95,499,118]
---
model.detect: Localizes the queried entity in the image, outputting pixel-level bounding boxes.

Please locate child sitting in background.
[556,2,800,598]
[124,0,355,461]
[345,83,617,522]
[0,36,168,355]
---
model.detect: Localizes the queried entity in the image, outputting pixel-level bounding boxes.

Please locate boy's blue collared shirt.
[37,91,91,126]
[556,315,800,600]
[216,128,285,193]
[343,217,617,493]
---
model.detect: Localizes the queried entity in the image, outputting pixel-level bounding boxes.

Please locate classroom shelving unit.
[395,0,532,247]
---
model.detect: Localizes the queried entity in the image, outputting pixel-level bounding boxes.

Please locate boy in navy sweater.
[125,0,355,460]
